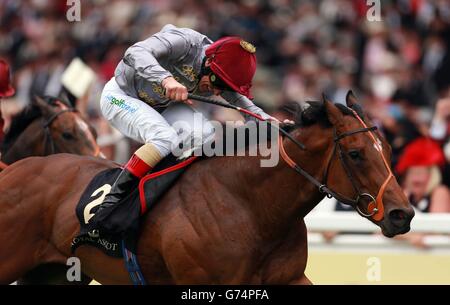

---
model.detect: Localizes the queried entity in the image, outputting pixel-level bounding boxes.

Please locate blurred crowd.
[1,0,450,224]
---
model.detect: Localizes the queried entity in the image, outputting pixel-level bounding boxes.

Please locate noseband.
[279,109,393,221]
[42,108,101,156]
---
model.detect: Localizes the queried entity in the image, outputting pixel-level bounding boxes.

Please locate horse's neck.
[210,127,331,239]
[2,121,45,164]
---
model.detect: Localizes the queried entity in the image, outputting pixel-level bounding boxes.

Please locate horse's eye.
[348,150,361,160]
[62,132,75,141]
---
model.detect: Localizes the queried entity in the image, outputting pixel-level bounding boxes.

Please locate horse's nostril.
[389,209,410,227]
[392,210,405,219]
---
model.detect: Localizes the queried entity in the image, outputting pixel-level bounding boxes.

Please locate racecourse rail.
[306,209,450,233]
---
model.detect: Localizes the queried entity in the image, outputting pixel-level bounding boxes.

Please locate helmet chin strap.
[193,57,212,93]
[199,56,211,78]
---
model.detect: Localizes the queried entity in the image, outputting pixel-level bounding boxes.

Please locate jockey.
[90,24,272,231]
[0,59,15,142]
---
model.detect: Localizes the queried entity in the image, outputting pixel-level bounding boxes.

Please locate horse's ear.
[323,94,343,126]
[346,90,358,108]
[33,96,56,118]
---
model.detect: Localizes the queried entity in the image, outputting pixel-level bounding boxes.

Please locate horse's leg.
[0,162,67,284]
[258,220,311,284]
[0,237,39,284]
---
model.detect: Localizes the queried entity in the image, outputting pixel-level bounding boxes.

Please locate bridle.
[42,107,101,156]
[279,109,394,222]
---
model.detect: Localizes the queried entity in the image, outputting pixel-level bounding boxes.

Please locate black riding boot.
[88,153,154,235]
[98,168,138,212]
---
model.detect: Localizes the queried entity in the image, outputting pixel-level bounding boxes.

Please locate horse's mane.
[281,101,366,132]
[1,96,71,154]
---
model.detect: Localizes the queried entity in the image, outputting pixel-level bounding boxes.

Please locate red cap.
[396,137,446,175]
[205,37,257,99]
[0,59,15,98]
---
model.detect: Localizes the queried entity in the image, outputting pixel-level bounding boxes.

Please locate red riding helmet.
[396,137,446,175]
[0,59,15,98]
[205,37,257,99]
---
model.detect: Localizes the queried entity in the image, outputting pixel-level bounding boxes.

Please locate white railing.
[305,212,450,234]
[305,198,450,252]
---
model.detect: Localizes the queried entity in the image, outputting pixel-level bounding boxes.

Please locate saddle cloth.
[71,154,197,257]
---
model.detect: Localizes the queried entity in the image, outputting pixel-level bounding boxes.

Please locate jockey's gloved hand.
[162,77,193,105]
[268,117,295,125]
[282,119,295,125]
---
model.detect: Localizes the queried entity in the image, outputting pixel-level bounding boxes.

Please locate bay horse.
[0,95,100,168]
[0,92,414,284]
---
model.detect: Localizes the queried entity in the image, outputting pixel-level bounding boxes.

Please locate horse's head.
[2,95,100,162]
[284,91,414,237]
[320,91,414,237]
[33,96,100,157]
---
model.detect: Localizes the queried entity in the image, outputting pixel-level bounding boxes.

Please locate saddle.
[71,154,197,257]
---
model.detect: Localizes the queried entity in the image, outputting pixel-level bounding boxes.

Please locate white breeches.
[100,78,214,157]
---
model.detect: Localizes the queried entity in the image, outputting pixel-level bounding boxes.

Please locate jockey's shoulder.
[161,23,177,32]
[160,24,196,35]
[159,24,208,41]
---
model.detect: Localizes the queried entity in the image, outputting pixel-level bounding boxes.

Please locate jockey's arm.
[220,90,272,122]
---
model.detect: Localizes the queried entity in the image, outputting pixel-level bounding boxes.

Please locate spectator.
[396,137,449,212]
[395,137,450,248]
[0,59,15,142]
[429,98,450,143]
[429,97,450,187]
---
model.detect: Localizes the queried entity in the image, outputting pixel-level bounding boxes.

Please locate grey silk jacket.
[114,24,270,121]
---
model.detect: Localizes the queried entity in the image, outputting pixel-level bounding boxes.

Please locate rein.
[187,94,391,221]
